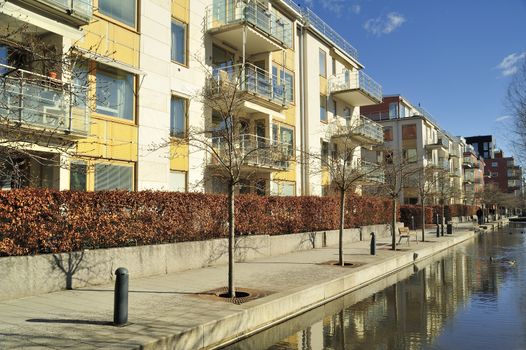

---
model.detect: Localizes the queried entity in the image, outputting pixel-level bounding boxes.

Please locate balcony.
[436,158,450,171]
[331,116,384,146]
[360,160,385,183]
[450,167,462,178]
[207,134,291,172]
[0,63,90,137]
[463,156,474,168]
[208,63,290,111]
[13,0,93,26]
[508,180,522,188]
[425,138,449,153]
[329,70,382,106]
[206,2,292,55]
[449,147,461,158]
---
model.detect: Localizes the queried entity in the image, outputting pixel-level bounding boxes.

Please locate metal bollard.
[370,232,376,255]
[114,267,129,326]
[411,215,415,231]
[436,223,440,238]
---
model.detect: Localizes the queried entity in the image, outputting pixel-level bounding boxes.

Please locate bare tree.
[409,164,439,242]
[309,120,383,266]
[434,168,460,234]
[0,16,111,188]
[507,56,526,162]
[156,62,292,297]
[375,149,418,250]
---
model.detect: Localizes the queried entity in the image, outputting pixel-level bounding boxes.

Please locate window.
[404,148,417,163]
[332,57,336,75]
[321,141,329,165]
[384,126,393,141]
[70,161,87,191]
[402,124,417,140]
[96,65,134,120]
[169,171,186,192]
[171,19,187,65]
[320,95,327,122]
[273,65,294,103]
[389,102,398,118]
[170,96,187,137]
[492,162,498,168]
[281,182,295,196]
[484,151,489,158]
[483,142,489,151]
[491,172,498,178]
[94,163,133,191]
[319,49,326,77]
[280,126,294,157]
[343,107,351,119]
[99,0,136,27]
[333,99,337,116]
[400,105,406,118]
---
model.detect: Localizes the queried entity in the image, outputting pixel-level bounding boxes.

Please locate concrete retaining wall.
[0,223,402,301]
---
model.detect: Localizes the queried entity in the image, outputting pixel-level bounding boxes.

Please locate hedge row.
[432,204,478,221]
[0,189,396,257]
[399,205,434,229]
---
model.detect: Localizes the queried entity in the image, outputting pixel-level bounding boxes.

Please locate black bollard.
[114,267,129,326]
[370,232,376,255]
[436,223,440,238]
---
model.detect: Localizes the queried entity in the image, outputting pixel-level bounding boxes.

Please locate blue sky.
[295,0,526,157]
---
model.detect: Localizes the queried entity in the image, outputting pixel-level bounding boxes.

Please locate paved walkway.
[0,224,475,350]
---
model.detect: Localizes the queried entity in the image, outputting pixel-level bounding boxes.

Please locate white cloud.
[351,4,361,14]
[320,0,345,15]
[364,12,406,36]
[495,115,512,122]
[496,52,526,77]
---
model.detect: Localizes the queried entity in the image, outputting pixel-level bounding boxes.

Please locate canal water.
[225,226,526,350]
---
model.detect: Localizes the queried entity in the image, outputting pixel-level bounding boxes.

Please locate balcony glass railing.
[329,70,382,103]
[0,63,90,135]
[36,0,93,22]
[302,8,358,61]
[206,1,292,48]
[209,133,291,170]
[361,160,385,183]
[437,158,450,171]
[209,63,290,107]
[349,116,384,144]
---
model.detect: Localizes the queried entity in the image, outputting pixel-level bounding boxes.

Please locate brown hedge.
[0,189,397,257]
[432,204,478,221]
[400,205,434,229]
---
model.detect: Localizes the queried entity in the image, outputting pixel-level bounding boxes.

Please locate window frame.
[94,162,134,191]
[97,0,137,30]
[170,95,188,138]
[169,170,187,192]
[319,49,327,78]
[171,18,188,66]
[320,95,327,123]
[95,63,136,122]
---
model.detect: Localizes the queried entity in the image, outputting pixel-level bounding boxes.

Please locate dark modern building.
[464,135,495,160]
[485,150,523,195]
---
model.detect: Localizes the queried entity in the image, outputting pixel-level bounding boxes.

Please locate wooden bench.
[398,227,418,245]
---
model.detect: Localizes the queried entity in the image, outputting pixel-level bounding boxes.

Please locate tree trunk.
[391,198,397,250]
[339,189,345,266]
[228,181,236,298]
[441,203,445,236]
[421,200,425,242]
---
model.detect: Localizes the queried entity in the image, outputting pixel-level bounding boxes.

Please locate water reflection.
[226,229,526,350]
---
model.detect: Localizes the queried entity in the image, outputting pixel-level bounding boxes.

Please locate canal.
[225,226,526,350]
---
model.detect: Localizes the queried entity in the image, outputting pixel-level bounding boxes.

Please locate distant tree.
[408,164,439,242]
[507,56,526,162]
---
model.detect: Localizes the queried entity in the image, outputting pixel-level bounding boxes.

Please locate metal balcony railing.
[206,2,292,48]
[302,8,358,61]
[208,133,291,170]
[36,0,93,22]
[0,63,90,136]
[209,63,290,107]
[437,158,449,171]
[350,116,384,144]
[329,70,382,103]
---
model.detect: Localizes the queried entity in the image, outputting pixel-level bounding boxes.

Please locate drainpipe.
[298,24,309,195]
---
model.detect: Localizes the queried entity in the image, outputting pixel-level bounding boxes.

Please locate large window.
[389,102,398,118]
[319,49,326,77]
[272,65,294,103]
[402,124,417,140]
[321,141,329,165]
[96,65,134,120]
[320,95,327,122]
[171,19,187,65]
[169,170,186,192]
[94,163,133,191]
[70,161,87,191]
[170,96,187,137]
[99,0,136,28]
[404,148,417,163]
[384,126,393,141]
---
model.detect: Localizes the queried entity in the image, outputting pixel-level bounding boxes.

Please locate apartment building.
[361,95,464,204]
[462,143,484,205]
[464,135,495,160]
[485,150,523,196]
[0,0,383,196]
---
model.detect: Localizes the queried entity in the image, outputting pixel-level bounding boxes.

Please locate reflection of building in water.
[291,249,490,349]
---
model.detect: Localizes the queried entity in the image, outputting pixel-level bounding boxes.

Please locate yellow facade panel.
[319,77,328,95]
[172,0,190,23]
[272,49,295,70]
[273,163,296,182]
[170,143,189,171]
[283,107,296,126]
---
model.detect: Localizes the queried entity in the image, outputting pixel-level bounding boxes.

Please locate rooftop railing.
[302,8,359,61]
[206,2,293,48]
[209,63,290,107]
[0,63,90,136]
[208,133,291,170]
[329,70,382,103]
